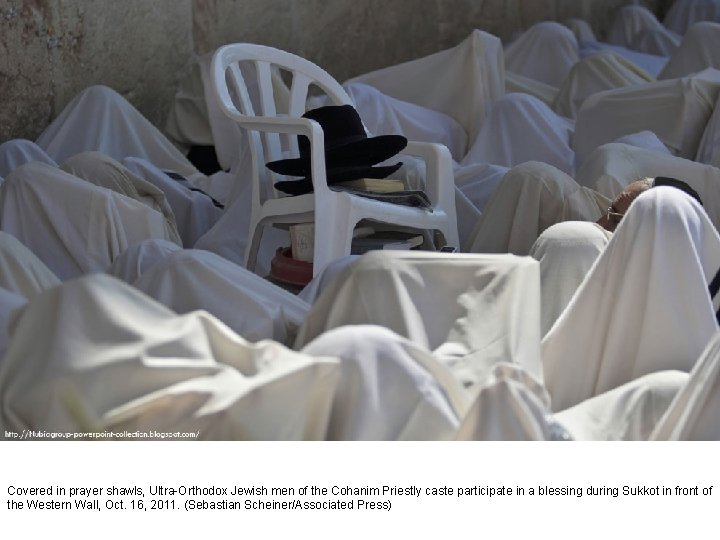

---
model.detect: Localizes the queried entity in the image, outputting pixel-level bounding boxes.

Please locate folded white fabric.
[530,221,611,336]
[348,29,505,147]
[132,249,310,345]
[556,370,688,440]
[564,18,597,44]
[659,21,720,79]
[466,161,606,255]
[696,92,720,166]
[0,274,339,440]
[0,232,60,299]
[36,85,206,186]
[504,21,579,88]
[461,93,575,175]
[578,40,668,78]
[0,289,26,371]
[664,0,720,35]
[301,325,466,440]
[573,68,720,166]
[574,142,720,231]
[504,71,559,107]
[553,51,655,119]
[651,329,720,440]
[62,151,182,246]
[542,187,720,411]
[295,250,543,389]
[0,162,172,280]
[0,139,57,178]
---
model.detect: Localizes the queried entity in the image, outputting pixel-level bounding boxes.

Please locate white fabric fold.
[295,250,543,389]
[0,139,57,178]
[107,239,182,284]
[0,232,60,299]
[660,21,720,79]
[664,0,720,35]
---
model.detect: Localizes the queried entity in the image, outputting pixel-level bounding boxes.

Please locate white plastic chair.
[210,43,459,276]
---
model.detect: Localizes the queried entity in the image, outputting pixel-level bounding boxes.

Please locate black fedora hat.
[266,104,407,193]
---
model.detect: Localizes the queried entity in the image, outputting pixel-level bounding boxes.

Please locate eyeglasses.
[606,205,624,226]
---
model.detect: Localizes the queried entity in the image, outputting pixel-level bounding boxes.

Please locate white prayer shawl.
[579,40,668,78]
[455,363,567,441]
[0,139,57,178]
[659,22,720,79]
[461,93,575,176]
[122,157,223,248]
[61,152,182,246]
[631,27,682,57]
[564,18,597,44]
[504,71,560,107]
[0,232,60,299]
[606,5,678,54]
[466,161,606,255]
[553,51,655,120]
[344,82,468,161]
[295,250,543,389]
[529,221,611,337]
[612,130,671,155]
[0,274,340,440]
[301,325,466,440]
[504,22,579,88]
[664,0,720,35]
[555,371,688,440]
[696,91,720,166]
[542,188,720,411]
[36,85,207,186]
[651,330,720,440]
[573,68,720,167]
[574,142,720,232]
[132,249,310,346]
[107,239,182,284]
[0,162,172,280]
[348,30,505,147]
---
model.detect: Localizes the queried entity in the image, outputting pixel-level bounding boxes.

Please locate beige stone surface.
[1,0,667,143]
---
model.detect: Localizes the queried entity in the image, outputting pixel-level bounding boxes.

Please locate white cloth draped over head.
[348,29,505,147]
[555,370,688,440]
[122,157,223,248]
[529,221,611,337]
[0,139,57,178]
[455,363,568,441]
[0,288,26,370]
[301,325,466,440]
[574,142,720,231]
[343,82,468,161]
[461,93,575,175]
[578,40,669,78]
[659,22,720,79]
[612,130,671,155]
[573,68,720,167]
[553,51,655,120]
[504,71,560,107]
[564,18,597,43]
[36,85,207,186]
[664,0,720,35]
[132,249,310,346]
[0,162,173,280]
[452,161,509,213]
[504,21,579,88]
[651,329,720,440]
[107,238,182,284]
[0,231,60,299]
[466,161,606,255]
[0,274,341,440]
[61,151,182,246]
[606,5,680,56]
[542,188,720,411]
[295,250,543,390]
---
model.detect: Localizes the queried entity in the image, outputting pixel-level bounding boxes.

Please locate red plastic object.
[270,247,313,286]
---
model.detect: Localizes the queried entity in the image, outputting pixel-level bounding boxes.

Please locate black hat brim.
[274,162,403,196]
[266,134,407,177]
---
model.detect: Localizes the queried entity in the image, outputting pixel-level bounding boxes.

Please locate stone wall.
[1,0,669,143]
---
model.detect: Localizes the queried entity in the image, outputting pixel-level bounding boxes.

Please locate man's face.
[600,180,651,232]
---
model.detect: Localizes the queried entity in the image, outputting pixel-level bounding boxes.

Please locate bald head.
[597,178,652,232]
